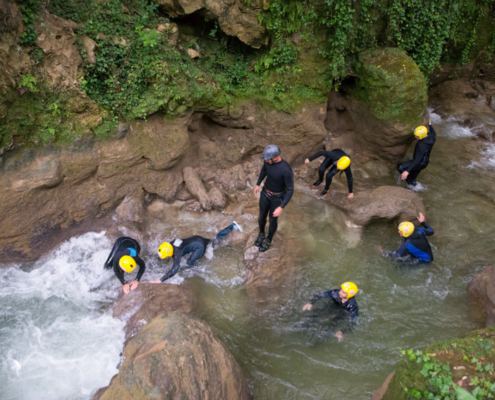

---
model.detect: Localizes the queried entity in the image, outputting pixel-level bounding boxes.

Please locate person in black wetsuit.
[150,222,242,283]
[104,237,146,294]
[254,145,294,252]
[305,149,353,198]
[381,212,434,263]
[398,120,437,186]
[302,282,359,343]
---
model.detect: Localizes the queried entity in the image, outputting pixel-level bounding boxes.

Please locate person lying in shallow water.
[302,282,359,343]
[380,212,434,264]
[104,237,146,294]
[150,222,242,283]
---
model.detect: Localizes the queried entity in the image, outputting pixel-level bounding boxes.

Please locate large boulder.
[93,312,250,400]
[325,186,425,226]
[183,166,211,211]
[468,264,495,327]
[112,283,195,341]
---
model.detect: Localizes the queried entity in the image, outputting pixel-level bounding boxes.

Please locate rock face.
[325,186,425,226]
[93,312,251,400]
[183,166,212,211]
[112,283,196,341]
[152,0,268,48]
[468,264,495,327]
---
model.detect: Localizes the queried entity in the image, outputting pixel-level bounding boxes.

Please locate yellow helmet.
[341,282,358,298]
[119,256,137,273]
[398,221,415,237]
[414,126,428,140]
[158,242,174,259]
[336,156,351,170]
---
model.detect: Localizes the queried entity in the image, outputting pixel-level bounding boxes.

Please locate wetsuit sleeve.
[421,222,434,236]
[256,163,267,186]
[428,124,436,140]
[344,166,353,193]
[112,260,126,285]
[280,168,294,208]
[309,290,335,304]
[405,142,427,172]
[135,256,146,282]
[386,240,410,258]
[160,251,182,282]
[308,150,325,162]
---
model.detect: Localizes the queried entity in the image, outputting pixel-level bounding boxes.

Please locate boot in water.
[254,232,265,247]
[321,189,328,197]
[406,178,417,187]
[312,180,322,188]
[259,238,272,252]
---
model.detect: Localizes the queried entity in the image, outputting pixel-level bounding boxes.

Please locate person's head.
[398,221,415,237]
[158,242,174,259]
[414,126,428,140]
[339,282,358,299]
[336,156,351,170]
[119,255,137,273]
[262,144,281,164]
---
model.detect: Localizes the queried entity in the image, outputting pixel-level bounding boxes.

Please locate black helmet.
[262,144,281,160]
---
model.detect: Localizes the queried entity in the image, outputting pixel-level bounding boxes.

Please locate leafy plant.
[18,74,38,92]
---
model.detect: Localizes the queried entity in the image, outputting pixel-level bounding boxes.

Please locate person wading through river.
[254,145,294,252]
[104,237,146,294]
[398,119,437,187]
[305,149,353,198]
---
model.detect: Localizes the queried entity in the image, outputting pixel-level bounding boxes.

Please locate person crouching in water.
[104,237,146,294]
[150,222,242,283]
[398,120,436,187]
[302,282,359,343]
[305,149,353,198]
[381,212,434,263]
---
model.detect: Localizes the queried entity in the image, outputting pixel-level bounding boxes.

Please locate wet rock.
[113,283,195,341]
[183,167,211,211]
[181,199,203,212]
[209,164,247,192]
[371,372,395,400]
[187,48,200,58]
[142,170,183,203]
[9,156,63,192]
[82,36,97,64]
[325,186,425,226]
[176,184,193,201]
[115,190,145,227]
[93,312,250,400]
[468,264,495,327]
[208,186,227,210]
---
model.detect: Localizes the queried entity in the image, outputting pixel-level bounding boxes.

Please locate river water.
[1,110,495,399]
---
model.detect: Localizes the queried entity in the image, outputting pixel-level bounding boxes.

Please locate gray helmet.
[262,144,281,160]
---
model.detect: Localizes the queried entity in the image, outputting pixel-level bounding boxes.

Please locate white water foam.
[470,143,495,170]
[0,232,125,400]
[428,108,474,138]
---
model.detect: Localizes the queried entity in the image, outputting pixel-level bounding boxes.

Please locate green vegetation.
[17,0,42,46]
[383,326,495,399]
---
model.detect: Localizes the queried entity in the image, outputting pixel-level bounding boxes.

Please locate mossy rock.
[351,48,428,127]
[382,325,495,399]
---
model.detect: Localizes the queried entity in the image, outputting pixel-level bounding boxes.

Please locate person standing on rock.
[302,282,359,343]
[304,149,353,198]
[150,222,242,283]
[398,120,436,187]
[381,212,434,263]
[104,237,146,294]
[254,145,294,252]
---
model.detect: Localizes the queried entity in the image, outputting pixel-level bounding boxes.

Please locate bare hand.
[122,283,130,294]
[335,331,344,343]
[377,245,383,254]
[254,185,260,196]
[417,212,425,223]
[429,119,431,125]
[348,193,354,199]
[401,171,409,180]
[302,303,313,311]
[129,280,139,291]
[305,158,310,164]
[149,280,162,284]
[272,207,283,217]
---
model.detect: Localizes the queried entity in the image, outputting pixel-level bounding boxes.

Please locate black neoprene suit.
[256,159,294,240]
[310,289,358,333]
[309,149,353,192]
[397,124,437,183]
[104,237,146,285]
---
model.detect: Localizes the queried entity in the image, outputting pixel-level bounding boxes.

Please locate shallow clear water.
[2,111,495,399]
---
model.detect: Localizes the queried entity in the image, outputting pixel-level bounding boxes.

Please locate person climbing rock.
[104,237,146,294]
[302,282,359,343]
[150,222,242,283]
[305,149,353,198]
[381,212,434,263]
[254,145,294,252]
[397,120,437,187]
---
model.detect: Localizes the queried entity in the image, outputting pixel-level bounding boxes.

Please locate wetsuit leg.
[407,165,424,182]
[267,196,283,241]
[397,160,413,173]
[324,167,339,191]
[258,192,271,234]
[213,224,234,246]
[186,242,206,266]
[318,158,332,181]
